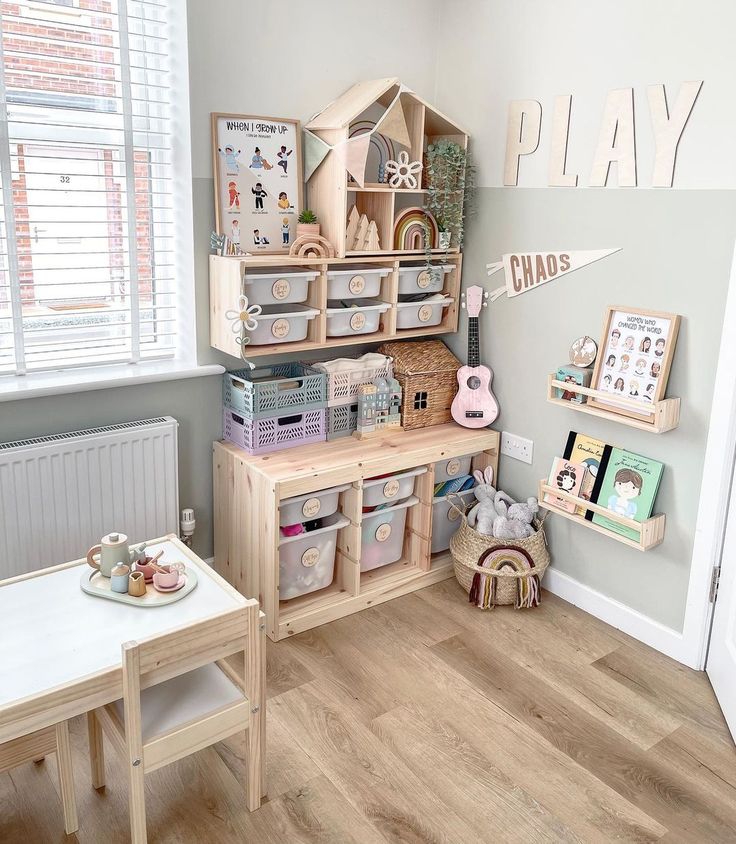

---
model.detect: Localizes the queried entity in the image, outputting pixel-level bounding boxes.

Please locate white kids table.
[0,535,261,745]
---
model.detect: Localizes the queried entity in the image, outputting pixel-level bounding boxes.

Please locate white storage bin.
[363,466,426,508]
[248,304,319,346]
[396,298,454,329]
[326,265,390,299]
[398,263,452,295]
[325,298,390,337]
[360,496,417,572]
[431,490,475,554]
[243,266,319,306]
[279,512,349,600]
[280,483,350,526]
[434,454,477,483]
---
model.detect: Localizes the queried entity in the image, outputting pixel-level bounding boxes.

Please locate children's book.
[587,447,664,540]
[563,431,607,516]
[544,457,588,513]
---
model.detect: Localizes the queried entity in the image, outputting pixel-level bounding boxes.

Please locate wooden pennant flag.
[339,132,371,188]
[303,130,332,181]
[487,249,621,300]
[377,97,411,149]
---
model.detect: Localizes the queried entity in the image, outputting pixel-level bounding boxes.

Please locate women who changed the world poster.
[213,114,301,254]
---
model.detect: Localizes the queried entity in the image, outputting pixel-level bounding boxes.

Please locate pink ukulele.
[451,285,500,428]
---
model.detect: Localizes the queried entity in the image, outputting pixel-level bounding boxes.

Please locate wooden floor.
[2,581,735,843]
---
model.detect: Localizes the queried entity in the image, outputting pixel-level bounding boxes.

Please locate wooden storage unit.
[210,253,461,359]
[213,424,498,640]
[305,77,468,258]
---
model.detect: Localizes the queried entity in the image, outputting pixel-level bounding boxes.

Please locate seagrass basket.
[448,500,550,608]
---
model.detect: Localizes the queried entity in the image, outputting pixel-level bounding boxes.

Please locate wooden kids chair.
[0,722,78,834]
[88,600,264,843]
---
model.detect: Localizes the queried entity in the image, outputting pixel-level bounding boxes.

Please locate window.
[413,391,428,410]
[0,0,184,378]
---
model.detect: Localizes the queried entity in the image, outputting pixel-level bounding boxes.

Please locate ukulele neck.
[468,315,480,368]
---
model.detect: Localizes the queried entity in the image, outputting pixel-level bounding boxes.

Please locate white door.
[707,477,736,740]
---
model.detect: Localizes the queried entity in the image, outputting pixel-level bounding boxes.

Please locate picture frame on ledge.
[211,112,303,256]
[589,305,681,422]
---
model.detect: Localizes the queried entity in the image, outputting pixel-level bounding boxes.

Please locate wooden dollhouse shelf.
[547,375,680,434]
[213,424,499,641]
[209,253,461,359]
[538,480,666,551]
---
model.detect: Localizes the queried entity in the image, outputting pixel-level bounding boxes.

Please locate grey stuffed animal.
[467,466,498,535]
[492,497,539,540]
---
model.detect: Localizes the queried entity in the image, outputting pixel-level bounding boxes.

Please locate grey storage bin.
[360,496,418,572]
[223,364,326,419]
[397,263,452,295]
[327,402,358,440]
[248,304,319,345]
[280,483,350,527]
[326,265,390,299]
[434,454,477,483]
[243,266,319,306]
[325,298,390,337]
[363,466,426,508]
[279,512,349,600]
[396,298,453,329]
[431,490,475,554]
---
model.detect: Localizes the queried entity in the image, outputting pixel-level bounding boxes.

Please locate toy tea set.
[80,532,197,607]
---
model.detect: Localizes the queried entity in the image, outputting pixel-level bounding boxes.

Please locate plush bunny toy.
[493,497,539,540]
[467,466,499,536]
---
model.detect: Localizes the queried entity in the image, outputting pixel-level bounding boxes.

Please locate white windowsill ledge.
[0,360,226,403]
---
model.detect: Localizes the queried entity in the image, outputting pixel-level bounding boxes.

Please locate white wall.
[437,0,736,189]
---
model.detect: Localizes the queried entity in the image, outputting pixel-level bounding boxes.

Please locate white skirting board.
[543,566,694,668]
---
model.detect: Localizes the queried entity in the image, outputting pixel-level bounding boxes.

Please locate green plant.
[298,209,318,224]
[423,140,474,262]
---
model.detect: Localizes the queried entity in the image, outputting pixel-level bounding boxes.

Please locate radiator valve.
[180,508,195,547]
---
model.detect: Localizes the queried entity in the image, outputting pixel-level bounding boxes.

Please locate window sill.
[0,360,226,403]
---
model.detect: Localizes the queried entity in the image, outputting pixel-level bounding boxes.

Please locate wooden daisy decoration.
[225,294,262,365]
[385,150,422,189]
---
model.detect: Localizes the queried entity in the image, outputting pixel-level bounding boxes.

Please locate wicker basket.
[449,499,550,607]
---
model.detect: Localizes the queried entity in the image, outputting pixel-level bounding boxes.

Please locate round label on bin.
[349,274,366,295]
[302,497,321,518]
[375,523,392,542]
[448,506,461,522]
[383,479,400,498]
[417,269,433,289]
[349,311,366,332]
[272,278,291,300]
[301,547,320,567]
[418,304,433,323]
[446,458,461,476]
[271,318,290,339]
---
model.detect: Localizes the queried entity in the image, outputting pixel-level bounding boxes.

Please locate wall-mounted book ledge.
[538,480,666,552]
[547,375,680,434]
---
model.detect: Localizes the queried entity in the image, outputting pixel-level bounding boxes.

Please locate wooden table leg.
[54,722,79,835]
[87,711,105,789]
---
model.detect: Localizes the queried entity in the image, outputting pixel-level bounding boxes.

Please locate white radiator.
[0,416,179,579]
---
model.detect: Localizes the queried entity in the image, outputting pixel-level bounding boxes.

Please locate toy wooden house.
[305,77,469,258]
[378,339,461,430]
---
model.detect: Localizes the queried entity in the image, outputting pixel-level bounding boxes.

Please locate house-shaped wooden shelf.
[305,77,469,258]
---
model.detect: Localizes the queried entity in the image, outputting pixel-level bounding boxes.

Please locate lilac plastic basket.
[223,407,326,455]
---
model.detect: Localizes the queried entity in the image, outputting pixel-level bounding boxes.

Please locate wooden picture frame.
[589,305,681,422]
[211,113,303,256]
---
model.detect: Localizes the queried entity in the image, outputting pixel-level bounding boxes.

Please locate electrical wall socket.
[500,431,534,464]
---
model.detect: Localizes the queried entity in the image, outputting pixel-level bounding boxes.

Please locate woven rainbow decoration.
[393,207,439,251]
[348,121,396,183]
[468,545,541,610]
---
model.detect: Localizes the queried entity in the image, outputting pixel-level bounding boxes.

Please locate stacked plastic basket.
[222,364,328,455]
[321,356,395,440]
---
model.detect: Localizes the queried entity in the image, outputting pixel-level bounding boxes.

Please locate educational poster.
[591,308,675,413]
[212,113,302,255]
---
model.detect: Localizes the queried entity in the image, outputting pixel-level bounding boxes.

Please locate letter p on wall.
[504,100,542,186]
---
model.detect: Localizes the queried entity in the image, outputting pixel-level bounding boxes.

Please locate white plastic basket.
[363,466,426,507]
[279,483,351,527]
[307,356,394,407]
[326,265,391,299]
[431,490,475,554]
[243,266,319,306]
[360,496,418,572]
[248,304,319,345]
[396,298,453,329]
[279,512,349,600]
[325,298,390,337]
[397,263,452,295]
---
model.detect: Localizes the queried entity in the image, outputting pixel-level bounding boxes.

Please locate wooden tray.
[80,567,198,607]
